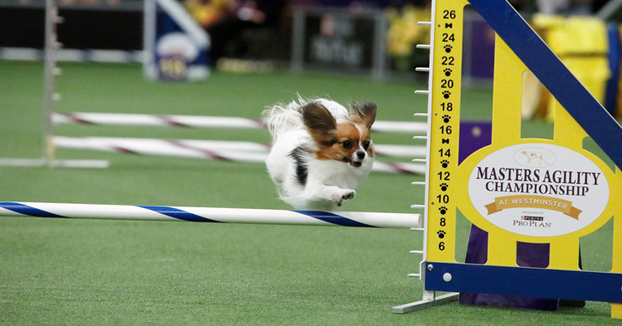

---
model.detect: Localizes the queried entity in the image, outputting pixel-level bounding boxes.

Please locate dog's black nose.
[356,151,366,159]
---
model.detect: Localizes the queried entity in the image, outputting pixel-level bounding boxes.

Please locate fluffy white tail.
[262,98,305,143]
[262,97,350,143]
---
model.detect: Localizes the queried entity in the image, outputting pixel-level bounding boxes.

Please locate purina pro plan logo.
[468,144,609,237]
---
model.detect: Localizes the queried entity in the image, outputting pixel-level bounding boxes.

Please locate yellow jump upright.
[395,0,622,319]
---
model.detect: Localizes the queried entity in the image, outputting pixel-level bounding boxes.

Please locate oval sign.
[468,144,609,237]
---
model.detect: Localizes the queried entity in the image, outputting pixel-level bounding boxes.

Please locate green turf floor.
[0,61,619,325]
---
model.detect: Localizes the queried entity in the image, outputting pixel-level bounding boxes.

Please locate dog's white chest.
[308,159,372,189]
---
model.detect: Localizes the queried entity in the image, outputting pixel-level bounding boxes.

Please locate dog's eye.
[362,140,371,150]
[342,140,352,149]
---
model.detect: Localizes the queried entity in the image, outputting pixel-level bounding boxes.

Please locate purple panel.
[458,121,492,164]
[459,226,560,311]
[469,20,495,79]
[517,242,550,268]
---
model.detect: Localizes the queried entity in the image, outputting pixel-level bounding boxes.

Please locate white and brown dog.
[263,98,376,211]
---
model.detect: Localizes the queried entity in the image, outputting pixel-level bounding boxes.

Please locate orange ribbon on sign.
[485,195,582,219]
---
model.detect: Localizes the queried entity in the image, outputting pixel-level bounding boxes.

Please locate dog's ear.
[352,102,377,130]
[301,102,337,146]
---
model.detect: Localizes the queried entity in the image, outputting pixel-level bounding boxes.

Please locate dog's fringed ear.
[352,102,377,130]
[301,102,338,146]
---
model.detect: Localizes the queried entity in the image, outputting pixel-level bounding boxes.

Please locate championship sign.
[468,143,609,237]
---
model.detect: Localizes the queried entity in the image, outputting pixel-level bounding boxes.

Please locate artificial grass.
[0,217,614,326]
[0,61,618,325]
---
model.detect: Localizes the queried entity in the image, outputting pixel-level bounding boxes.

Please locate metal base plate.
[393,292,459,314]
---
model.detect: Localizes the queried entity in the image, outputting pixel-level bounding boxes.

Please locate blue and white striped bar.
[0,202,421,229]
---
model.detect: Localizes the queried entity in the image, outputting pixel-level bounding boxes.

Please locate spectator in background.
[186,0,287,66]
[185,0,235,28]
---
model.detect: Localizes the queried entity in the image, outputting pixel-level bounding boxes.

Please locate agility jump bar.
[52,112,428,134]
[52,136,427,174]
[53,136,427,158]
[0,202,421,229]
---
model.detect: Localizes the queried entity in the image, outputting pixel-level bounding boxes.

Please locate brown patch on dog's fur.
[301,101,376,162]
[314,122,374,161]
[351,102,377,130]
[301,102,337,147]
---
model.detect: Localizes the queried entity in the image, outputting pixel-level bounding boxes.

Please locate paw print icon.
[442,115,451,123]
[444,68,452,77]
[440,183,449,191]
[437,230,446,239]
[444,45,452,53]
[440,160,449,168]
[439,206,448,215]
[442,91,451,99]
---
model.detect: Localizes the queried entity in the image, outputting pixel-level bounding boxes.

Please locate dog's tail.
[262,97,306,143]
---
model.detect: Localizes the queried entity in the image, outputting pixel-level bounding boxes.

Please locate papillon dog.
[263,97,377,211]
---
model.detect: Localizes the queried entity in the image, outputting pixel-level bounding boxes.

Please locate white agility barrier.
[52,112,429,134]
[0,202,421,229]
[53,136,427,174]
[0,158,109,169]
[53,136,427,158]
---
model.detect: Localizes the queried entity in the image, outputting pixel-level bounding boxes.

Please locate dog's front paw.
[337,189,356,207]
[342,190,355,200]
